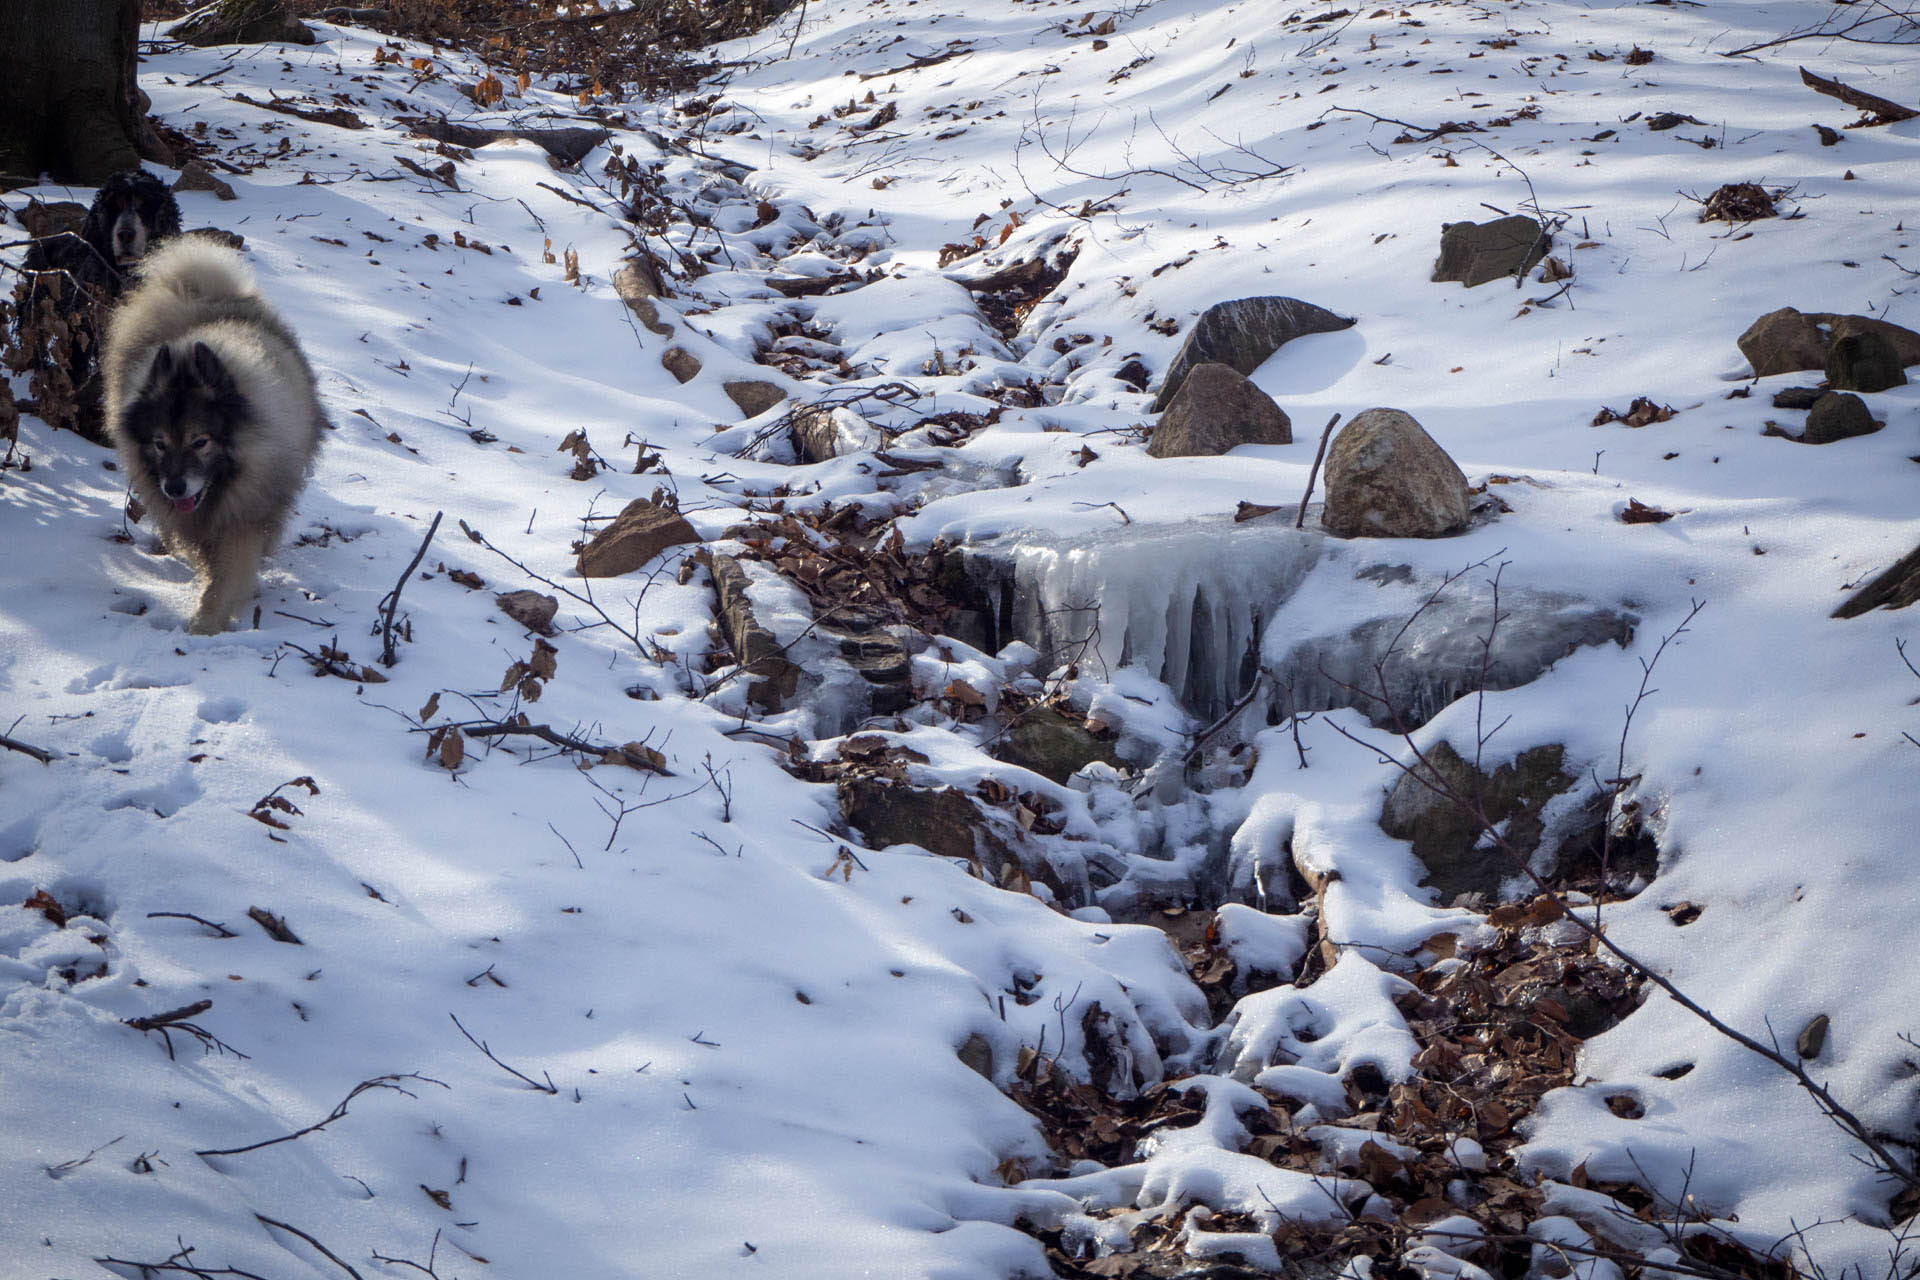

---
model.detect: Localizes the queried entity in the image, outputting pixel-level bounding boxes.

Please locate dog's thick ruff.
[104,238,326,634]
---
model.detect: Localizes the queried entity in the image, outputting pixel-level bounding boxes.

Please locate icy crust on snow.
[961,514,1323,719]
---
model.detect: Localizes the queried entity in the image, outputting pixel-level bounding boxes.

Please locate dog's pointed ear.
[188,341,231,391]
[142,345,176,391]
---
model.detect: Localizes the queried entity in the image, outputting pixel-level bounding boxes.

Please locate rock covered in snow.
[1431,215,1550,288]
[576,497,699,579]
[1147,362,1292,457]
[1320,409,1471,539]
[790,404,883,463]
[1150,296,1356,412]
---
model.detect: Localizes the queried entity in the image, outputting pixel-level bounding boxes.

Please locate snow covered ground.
[2,0,1917,1276]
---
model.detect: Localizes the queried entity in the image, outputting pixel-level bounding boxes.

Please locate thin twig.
[145,911,239,939]
[378,511,442,666]
[1295,413,1341,528]
[197,1074,443,1158]
[449,1013,558,1093]
[253,1215,365,1280]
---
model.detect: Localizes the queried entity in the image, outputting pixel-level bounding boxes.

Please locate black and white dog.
[16,170,182,436]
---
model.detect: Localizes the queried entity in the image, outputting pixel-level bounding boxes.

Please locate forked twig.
[450,1012,558,1093]
[378,510,442,666]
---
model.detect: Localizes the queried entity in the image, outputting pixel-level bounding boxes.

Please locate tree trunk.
[0,0,149,187]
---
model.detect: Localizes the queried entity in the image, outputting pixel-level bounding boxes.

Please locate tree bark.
[0,0,150,187]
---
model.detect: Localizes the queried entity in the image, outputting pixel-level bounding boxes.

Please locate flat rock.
[1148,362,1292,458]
[839,776,987,863]
[1432,215,1550,288]
[661,347,701,383]
[1770,386,1825,410]
[576,498,699,579]
[495,590,558,634]
[989,704,1121,784]
[1321,408,1471,539]
[1801,392,1881,444]
[1834,543,1920,618]
[725,379,787,419]
[173,159,236,201]
[1150,296,1356,412]
[711,554,804,712]
[1826,331,1907,392]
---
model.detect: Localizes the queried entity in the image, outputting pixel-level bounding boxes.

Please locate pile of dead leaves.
[729,505,963,635]
[1002,901,1794,1279]
[1699,182,1777,223]
[1592,396,1675,427]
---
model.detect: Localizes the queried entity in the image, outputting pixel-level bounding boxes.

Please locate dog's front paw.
[186,611,229,635]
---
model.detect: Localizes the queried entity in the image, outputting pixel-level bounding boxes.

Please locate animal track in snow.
[195,697,246,725]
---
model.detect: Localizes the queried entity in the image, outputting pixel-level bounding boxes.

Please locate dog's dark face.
[85,170,182,270]
[123,342,248,516]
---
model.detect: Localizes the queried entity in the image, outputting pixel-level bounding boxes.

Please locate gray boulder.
[1802,392,1881,443]
[1826,331,1907,392]
[1432,216,1550,288]
[1321,408,1470,539]
[1150,296,1355,412]
[1148,362,1292,457]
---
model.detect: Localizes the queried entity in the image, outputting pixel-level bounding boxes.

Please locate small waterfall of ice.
[966,517,1322,719]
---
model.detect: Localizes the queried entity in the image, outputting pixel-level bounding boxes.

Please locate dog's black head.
[84,170,182,273]
[124,341,248,516]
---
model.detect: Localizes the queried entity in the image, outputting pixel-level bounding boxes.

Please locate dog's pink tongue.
[171,496,198,514]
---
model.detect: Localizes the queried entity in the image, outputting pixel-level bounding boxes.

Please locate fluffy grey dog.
[103,239,326,634]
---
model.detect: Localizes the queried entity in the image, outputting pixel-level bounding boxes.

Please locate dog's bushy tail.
[133,236,258,306]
